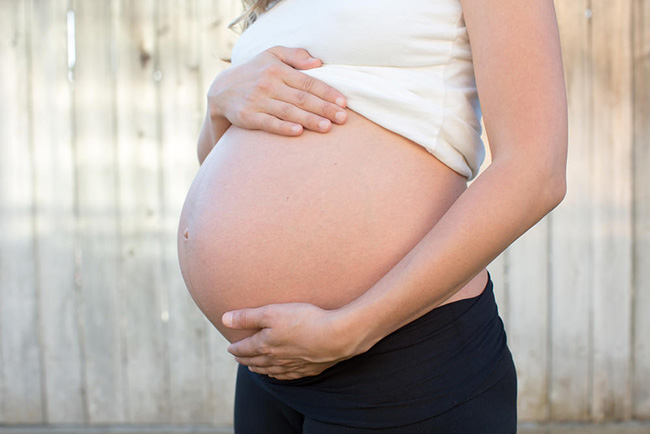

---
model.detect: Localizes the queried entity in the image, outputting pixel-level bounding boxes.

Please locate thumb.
[268,46,322,70]
[222,307,269,330]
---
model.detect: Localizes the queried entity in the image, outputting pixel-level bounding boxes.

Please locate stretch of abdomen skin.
[177,109,485,343]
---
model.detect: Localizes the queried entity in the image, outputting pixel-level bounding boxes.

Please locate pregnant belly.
[178,110,476,343]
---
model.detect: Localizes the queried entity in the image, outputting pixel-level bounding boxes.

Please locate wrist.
[328,304,382,359]
[207,91,225,120]
[207,68,233,120]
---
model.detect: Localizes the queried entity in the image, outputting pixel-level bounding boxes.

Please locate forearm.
[197,107,231,165]
[337,154,566,356]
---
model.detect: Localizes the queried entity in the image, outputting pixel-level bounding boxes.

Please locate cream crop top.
[230,0,484,180]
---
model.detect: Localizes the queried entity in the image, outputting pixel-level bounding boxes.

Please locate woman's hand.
[210,46,348,136]
[222,303,360,380]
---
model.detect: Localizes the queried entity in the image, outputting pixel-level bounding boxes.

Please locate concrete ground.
[0,423,649,433]
[518,422,650,433]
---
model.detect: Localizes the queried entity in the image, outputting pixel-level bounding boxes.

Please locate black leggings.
[234,273,517,433]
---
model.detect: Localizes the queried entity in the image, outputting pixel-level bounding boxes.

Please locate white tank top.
[230,0,484,180]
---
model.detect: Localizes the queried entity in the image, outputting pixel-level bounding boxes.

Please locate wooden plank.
[29,0,85,423]
[549,0,593,421]
[0,0,45,423]
[508,216,550,422]
[520,423,650,434]
[73,0,125,423]
[205,0,240,82]
[590,0,634,421]
[202,0,240,424]
[113,0,169,422]
[158,0,214,423]
[633,0,650,419]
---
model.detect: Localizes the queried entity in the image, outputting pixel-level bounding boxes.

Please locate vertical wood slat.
[0,0,44,423]
[633,0,650,419]
[508,216,550,421]
[158,0,213,423]
[114,0,169,423]
[590,0,634,421]
[29,0,85,423]
[550,0,593,421]
[73,0,125,423]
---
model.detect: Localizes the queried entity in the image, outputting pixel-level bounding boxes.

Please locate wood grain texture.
[632,0,650,419]
[73,0,126,423]
[29,0,85,423]
[159,0,212,423]
[114,0,169,422]
[0,0,44,423]
[550,0,593,421]
[508,216,550,421]
[590,0,634,421]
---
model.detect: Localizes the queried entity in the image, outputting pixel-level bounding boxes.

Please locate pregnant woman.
[178,0,567,432]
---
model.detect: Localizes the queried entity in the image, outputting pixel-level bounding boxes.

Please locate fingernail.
[308,57,318,62]
[222,312,233,327]
[335,97,345,107]
[291,124,302,133]
[335,111,346,123]
[319,120,330,131]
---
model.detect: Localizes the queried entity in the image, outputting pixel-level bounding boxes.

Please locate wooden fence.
[0,0,648,427]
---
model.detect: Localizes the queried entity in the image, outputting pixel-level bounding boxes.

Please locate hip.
[240,272,515,430]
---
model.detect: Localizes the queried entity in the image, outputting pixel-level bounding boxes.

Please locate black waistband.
[248,272,513,429]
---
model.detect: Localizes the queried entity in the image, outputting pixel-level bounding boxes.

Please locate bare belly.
[178,110,487,343]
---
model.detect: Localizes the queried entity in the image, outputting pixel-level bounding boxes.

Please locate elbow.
[547,142,568,209]
[537,149,567,212]
[497,141,567,213]
[545,171,567,210]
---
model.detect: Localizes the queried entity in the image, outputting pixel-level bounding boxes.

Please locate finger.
[273,90,347,126]
[249,365,289,376]
[267,46,322,71]
[265,100,334,133]
[222,306,271,330]
[227,330,272,357]
[266,367,321,381]
[236,356,303,369]
[234,355,274,367]
[237,112,304,136]
[271,372,304,381]
[283,70,347,108]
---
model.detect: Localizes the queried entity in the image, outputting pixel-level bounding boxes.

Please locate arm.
[198,107,232,165]
[335,0,568,350]
[223,0,568,379]
[197,46,348,165]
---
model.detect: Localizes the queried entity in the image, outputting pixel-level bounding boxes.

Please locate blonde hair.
[229,0,281,32]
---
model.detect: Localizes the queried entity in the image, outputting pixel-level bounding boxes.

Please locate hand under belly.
[178,110,468,342]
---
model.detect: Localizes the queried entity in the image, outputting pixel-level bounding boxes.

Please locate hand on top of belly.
[210,46,348,136]
[222,303,359,380]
